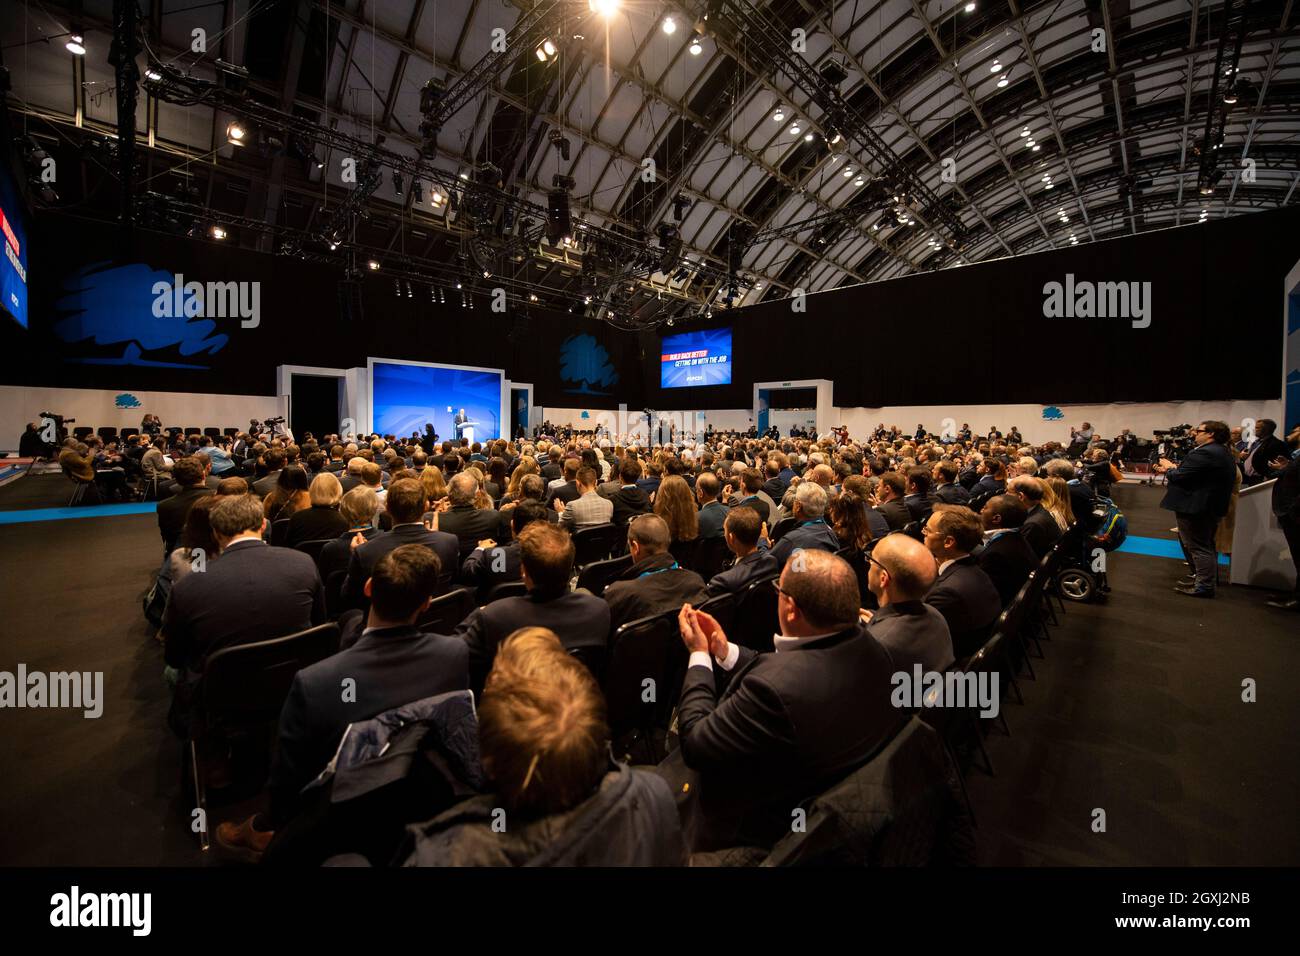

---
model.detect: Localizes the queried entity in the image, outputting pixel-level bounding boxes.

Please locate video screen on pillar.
[660,327,732,388]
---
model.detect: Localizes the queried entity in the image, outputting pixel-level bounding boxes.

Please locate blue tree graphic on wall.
[559,333,618,395]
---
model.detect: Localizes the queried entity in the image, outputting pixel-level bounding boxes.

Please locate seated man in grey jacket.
[402,627,685,866]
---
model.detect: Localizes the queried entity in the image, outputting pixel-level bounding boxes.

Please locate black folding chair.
[65,473,100,507]
[669,536,701,571]
[572,523,620,567]
[567,643,608,682]
[294,538,335,565]
[483,580,528,603]
[768,516,797,543]
[575,553,633,598]
[417,587,476,633]
[603,608,687,765]
[189,622,340,851]
[325,570,349,618]
[692,536,732,581]
[270,519,292,548]
[733,575,780,652]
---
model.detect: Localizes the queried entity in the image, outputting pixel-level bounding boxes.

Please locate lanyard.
[800,519,825,528]
[639,562,680,578]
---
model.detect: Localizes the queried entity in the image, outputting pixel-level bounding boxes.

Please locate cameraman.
[1153,421,1237,599]
[1265,424,1300,611]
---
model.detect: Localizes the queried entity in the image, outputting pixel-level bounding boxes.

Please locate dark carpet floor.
[0,480,1296,866]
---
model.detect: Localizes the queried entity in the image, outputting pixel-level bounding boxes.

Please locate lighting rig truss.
[1196,0,1253,197]
[683,0,966,247]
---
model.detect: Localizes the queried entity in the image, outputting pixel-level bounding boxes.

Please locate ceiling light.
[65,33,85,56]
[1223,85,1238,105]
[990,61,1002,73]
[789,124,801,135]
[589,0,620,17]
[772,108,786,122]
[965,2,976,11]
[830,133,842,145]
[997,76,1009,88]
[689,35,703,55]
[843,167,854,177]
[1044,180,1052,187]
[431,189,444,205]
[662,16,677,35]
[1020,127,1031,137]
[226,121,246,145]
[804,132,814,142]
[367,259,380,271]
[209,225,226,240]
[459,172,469,180]
[870,222,879,230]
[1032,144,1041,151]
[145,68,162,81]
[854,178,864,186]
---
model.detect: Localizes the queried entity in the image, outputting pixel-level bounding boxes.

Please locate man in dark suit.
[216,545,468,857]
[675,550,902,851]
[976,494,1038,607]
[695,473,729,540]
[922,505,1002,659]
[455,521,610,692]
[872,472,912,532]
[1154,420,1239,598]
[459,500,548,601]
[251,448,286,497]
[1009,475,1062,558]
[863,532,954,672]
[602,458,652,528]
[343,479,459,604]
[156,457,214,555]
[760,457,787,503]
[162,493,325,735]
[1243,418,1289,486]
[1266,424,1300,610]
[903,467,938,523]
[604,514,706,632]
[968,457,1007,500]
[769,481,841,566]
[545,458,583,509]
[932,460,971,505]
[436,472,504,561]
[705,505,778,597]
[453,409,469,442]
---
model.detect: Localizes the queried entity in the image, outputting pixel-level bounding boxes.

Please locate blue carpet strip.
[0,503,158,524]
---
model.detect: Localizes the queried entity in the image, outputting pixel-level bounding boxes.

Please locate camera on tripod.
[39,412,74,424]
[1152,423,1194,459]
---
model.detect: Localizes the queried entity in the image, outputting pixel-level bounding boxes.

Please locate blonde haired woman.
[1044,476,1075,531]
[420,464,447,505]
[286,471,349,546]
[503,455,539,504]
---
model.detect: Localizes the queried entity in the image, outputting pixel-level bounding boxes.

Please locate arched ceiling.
[5,0,1299,324]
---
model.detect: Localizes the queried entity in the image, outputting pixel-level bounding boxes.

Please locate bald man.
[676,549,899,852]
[863,533,954,672]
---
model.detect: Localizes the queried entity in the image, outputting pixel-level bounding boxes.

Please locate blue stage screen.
[371,361,503,440]
[0,161,29,328]
[660,327,732,388]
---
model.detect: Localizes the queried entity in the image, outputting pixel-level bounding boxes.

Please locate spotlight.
[997,75,1008,88]
[145,67,162,82]
[226,121,247,145]
[662,16,677,35]
[689,35,703,56]
[990,60,1002,73]
[1223,84,1238,105]
[830,133,842,145]
[367,259,380,271]
[854,178,864,187]
[804,132,814,142]
[965,1,976,10]
[65,33,86,56]
[209,225,226,240]
[314,157,325,170]
[789,124,801,135]
[536,38,558,61]
[772,108,786,122]
[843,167,854,177]
[431,189,445,206]
[588,0,619,17]
[1032,145,1041,151]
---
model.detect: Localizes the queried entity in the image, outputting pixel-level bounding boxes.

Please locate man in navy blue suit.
[1154,420,1238,598]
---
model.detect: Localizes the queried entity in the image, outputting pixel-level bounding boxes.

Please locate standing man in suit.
[1154,421,1237,598]
[1243,418,1288,486]
[453,409,469,441]
[975,494,1038,607]
[922,506,1003,658]
[1008,475,1063,558]
[217,545,469,858]
[162,493,324,735]
[604,514,706,631]
[675,550,901,851]
[1265,423,1300,610]
[862,533,954,673]
[695,473,729,540]
[455,521,610,692]
[704,505,777,597]
[343,479,459,604]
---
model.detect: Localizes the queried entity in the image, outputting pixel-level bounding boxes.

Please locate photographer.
[1153,421,1237,599]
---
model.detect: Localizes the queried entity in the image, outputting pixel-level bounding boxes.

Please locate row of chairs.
[919,526,1082,824]
[71,426,241,443]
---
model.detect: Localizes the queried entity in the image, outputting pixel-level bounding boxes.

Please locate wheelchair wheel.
[1057,568,1096,602]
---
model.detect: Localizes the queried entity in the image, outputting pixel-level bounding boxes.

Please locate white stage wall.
[0,385,282,449]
